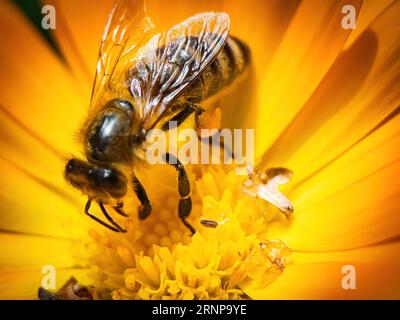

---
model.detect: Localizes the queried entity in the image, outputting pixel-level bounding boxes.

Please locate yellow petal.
[344,0,395,48]
[261,2,400,250]
[0,232,82,269]
[260,1,400,179]
[243,242,400,299]
[47,0,114,99]
[0,156,87,239]
[0,0,85,156]
[255,0,362,155]
[292,241,400,264]
[265,158,400,251]
[0,106,77,194]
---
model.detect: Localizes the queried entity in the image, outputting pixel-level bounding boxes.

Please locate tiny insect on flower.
[200,217,231,228]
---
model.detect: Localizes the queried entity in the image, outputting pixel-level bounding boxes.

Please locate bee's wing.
[133,12,230,130]
[90,0,156,110]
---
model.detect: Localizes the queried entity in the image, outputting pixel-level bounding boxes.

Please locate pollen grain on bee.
[145,121,254,174]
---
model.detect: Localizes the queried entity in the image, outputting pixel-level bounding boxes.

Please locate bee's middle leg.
[163,153,196,235]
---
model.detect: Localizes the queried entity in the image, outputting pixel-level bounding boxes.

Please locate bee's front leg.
[132,175,152,220]
[163,153,196,235]
[99,202,127,232]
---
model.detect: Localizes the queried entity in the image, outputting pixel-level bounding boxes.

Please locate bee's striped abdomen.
[216,36,250,85]
[184,36,250,103]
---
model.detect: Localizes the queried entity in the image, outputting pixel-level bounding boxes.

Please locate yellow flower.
[0,0,399,299]
[87,166,291,299]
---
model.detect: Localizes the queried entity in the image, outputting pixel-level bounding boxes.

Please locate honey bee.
[65,0,250,234]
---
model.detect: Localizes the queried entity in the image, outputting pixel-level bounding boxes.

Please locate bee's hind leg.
[132,175,152,220]
[164,153,196,235]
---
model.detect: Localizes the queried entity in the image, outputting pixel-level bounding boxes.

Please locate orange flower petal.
[260,0,400,180]
[47,0,114,99]
[265,157,400,251]
[345,0,395,48]
[255,0,362,155]
[243,242,400,299]
[0,0,85,156]
[219,0,301,130]
[0,105,75,192]
[0,232,82,269]
[0,156,87,239]
[260,2,400,251]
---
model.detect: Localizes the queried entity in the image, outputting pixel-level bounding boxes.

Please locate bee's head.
[65,158,127,201]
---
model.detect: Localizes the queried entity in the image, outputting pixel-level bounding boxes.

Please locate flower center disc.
[86,165,291,299]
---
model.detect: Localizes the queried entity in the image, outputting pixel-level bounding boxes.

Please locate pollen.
[86,165,293,299]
